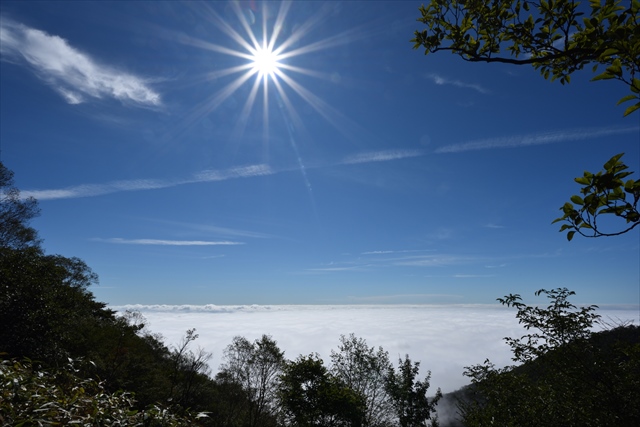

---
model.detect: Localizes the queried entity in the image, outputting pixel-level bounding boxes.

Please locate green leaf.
[616,94,637,105]
[570,195,584,205]
[591,72,614,81]
[567,231,576,241]
[604,154,624,170]
[575,176,591,185]
[623,103,640,116]
[601,48,619,57]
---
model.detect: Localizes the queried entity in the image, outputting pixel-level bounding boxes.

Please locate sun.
[250,43,282,79]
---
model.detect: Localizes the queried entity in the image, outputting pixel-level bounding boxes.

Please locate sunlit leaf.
[570,195,584,205]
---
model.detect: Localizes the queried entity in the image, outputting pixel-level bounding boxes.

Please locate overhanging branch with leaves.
[412,0,640,116]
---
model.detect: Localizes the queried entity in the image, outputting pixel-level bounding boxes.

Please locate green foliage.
[385,356,441,427]
[498,288,599,362]
[218,335,284,427]
[167,329,214,411]
[0,246,106,366]
[0,358,204,426]
[553,152,640,239]
[412,0,640,115]
[0,162,41,249]
[460,288,640,426]
[279,354,366,427]
[330,334,395,427]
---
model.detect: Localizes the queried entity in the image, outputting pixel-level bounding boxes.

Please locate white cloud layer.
[0,19,160,107]
[111,305,639,394]
[436,126,640,153]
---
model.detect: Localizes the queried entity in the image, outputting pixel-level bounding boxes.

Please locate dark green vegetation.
[454,289,640,427]
[412,0,640,240]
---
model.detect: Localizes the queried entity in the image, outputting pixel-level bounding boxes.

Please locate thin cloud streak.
[436,126,640,153]
[150,219,276,240]
[98,238,244,246]
[193,164,273,181]
[306,266,371,272]
[346,294,464,302]
[341,150,424,165]
[22,147,425,201]
[453,274,496,278]
[426,73,489,94]
[0,19,160,107]
[22,164,274,200]
[362,249,433,255]
[304,250,565,275]
[395,255,471,267]
[484,223,506,229]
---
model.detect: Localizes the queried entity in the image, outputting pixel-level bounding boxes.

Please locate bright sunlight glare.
[251,44,282,79]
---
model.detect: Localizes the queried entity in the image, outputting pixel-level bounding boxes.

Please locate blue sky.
[1,1,638,306]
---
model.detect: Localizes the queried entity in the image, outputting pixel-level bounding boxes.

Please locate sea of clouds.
[112,304,638,394]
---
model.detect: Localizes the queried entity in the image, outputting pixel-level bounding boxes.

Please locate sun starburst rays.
[168,0,372,164]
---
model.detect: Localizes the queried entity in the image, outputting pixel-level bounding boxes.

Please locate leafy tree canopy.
[0,161,40,249]
[497,287,599,362]
[330,334,395,427]
[385,356,441,427]
[412,0,640,116]
[279,354,366,427]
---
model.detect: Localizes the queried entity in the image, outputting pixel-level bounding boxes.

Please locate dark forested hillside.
[438,308,640,427]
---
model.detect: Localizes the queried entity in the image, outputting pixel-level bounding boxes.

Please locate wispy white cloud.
[0,19,160,107]
[426,73,489,94]
[436,126,640,153]
[394,254,472,267]
[346,294,464,303]
[485,263,507,268]
[341,149,424,165]
[484,223,505,229]
[149,219,276,239]
[453,274,496,278]
[193,164,273,181]
[306,266,370,272]
[428,227,453,241]
[22,179,174,200]
[304,252,477,274]
[21,164,274,200]
[361,249,432,255]
[96,238,244,246]
[22,145,425,201]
